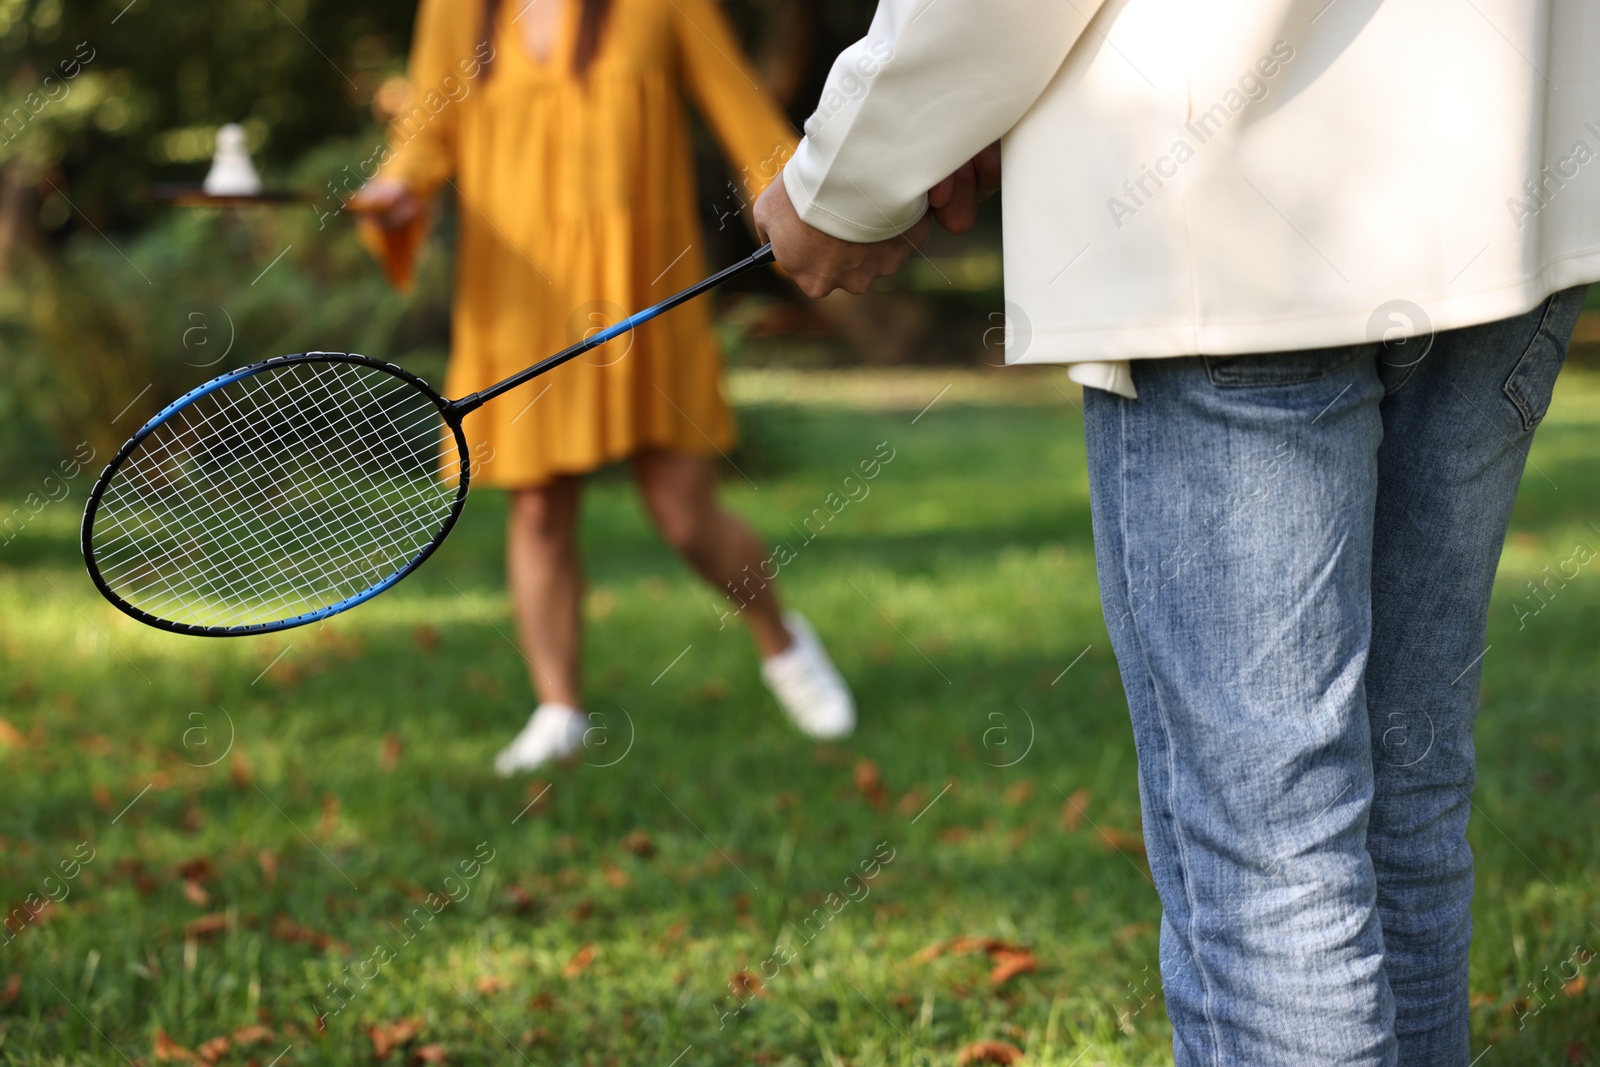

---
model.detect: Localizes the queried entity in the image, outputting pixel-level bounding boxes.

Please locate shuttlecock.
[203,123,262,197]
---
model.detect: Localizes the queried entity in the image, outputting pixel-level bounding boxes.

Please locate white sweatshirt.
[782,0,1600,397]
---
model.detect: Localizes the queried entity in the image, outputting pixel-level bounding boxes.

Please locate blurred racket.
[82,244,774,636]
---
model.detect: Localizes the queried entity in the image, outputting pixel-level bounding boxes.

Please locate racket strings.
[99,367,453,624]
[99,369,432,601]
[102,368,444,601]
[112,368,454,620]
[100,386,413,621]
[90,360,463,630]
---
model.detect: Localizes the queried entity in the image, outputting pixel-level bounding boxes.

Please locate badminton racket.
[81,244,775,636]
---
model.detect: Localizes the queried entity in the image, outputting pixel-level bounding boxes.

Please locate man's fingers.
[932,166,978,235]
[760,162,925,300]
[904,211,934,249]
[796,274,835,299]
[929,172,958,210]
[840,270,878,295]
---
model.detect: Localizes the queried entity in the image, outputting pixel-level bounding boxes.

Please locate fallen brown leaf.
[258,850,279,887]
[186,913,228,939]
[0,972,19,1005]
[938,827,973,843]
[1098,827,1146,857]
[474,975,509,995]
[911,936,1026,965]
[620,831,656,858]
[380,734,404,771]
[896,787,927,816]
[1569,1040,1590,1065]
[115,858,157,896]
[1564,975,1587,997]
[231,1024,275,1046]
[693,679,729,703]
[989,949,1038,987]
[181,879,210,907]
[411,1043,447,1064]
[176,858,215,882]
[196,1035,230,1063]
[229,749,253,789]
[569,899,595,922]
[562,943,598,978]
[728,969,767,1000]
[91,784,114,812]
[812,744,851,766]
[318,792,340,837]
[952,935,1022,956]
[413,624,440,653]
[1059,788,1091,832]
[502,885,536,913]
[153,1028,199,1062]
[657,920,687,950]
[1002,780,1034,806]
[269,914,338,952]
[0,718,26,749]
[957,1040,1025,1065]
[601,863,630,889]
[854,759,888,809]
[368,1018,424,1060]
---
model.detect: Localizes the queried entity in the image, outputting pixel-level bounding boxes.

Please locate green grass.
[0,366,1597,1066]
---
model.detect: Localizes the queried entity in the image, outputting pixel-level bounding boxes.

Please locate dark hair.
[479,0,615,80]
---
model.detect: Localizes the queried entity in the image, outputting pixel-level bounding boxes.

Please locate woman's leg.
[631,450,791,657]
[506,476,585,707]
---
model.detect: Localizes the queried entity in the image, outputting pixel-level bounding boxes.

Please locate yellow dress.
[372,0,797,488]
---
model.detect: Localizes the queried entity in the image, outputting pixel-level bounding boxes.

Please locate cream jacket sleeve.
[783,0,1102,244]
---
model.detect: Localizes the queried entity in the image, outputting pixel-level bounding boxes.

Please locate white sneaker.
[762,613,856,739]
[493,703,587,776]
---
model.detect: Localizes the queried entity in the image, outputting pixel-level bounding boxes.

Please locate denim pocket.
[1203,343,1376,388]
[1503,287,1586,432]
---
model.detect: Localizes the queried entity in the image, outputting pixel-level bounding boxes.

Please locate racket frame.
[81,242,776,636]
[81,352,472,638]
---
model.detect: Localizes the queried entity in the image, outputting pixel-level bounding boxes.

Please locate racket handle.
[453,243,777,416]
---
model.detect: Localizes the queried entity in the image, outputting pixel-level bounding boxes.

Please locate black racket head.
[82,352,471,637]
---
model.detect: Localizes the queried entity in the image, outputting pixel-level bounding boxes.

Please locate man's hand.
[928,140,1001,235]
[756,142,1002,298]
[348,178,424,230]
[754,176,930,298]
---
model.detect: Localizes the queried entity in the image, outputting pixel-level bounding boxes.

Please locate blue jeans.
[1082,287,1588,1066]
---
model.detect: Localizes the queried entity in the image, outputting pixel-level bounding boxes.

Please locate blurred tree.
[0,0,420,266]
[0,0,877,268]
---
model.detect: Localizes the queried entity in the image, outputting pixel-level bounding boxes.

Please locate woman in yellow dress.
[353,0,855,772]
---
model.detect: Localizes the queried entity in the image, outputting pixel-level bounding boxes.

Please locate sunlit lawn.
[0,365,1596,1065]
